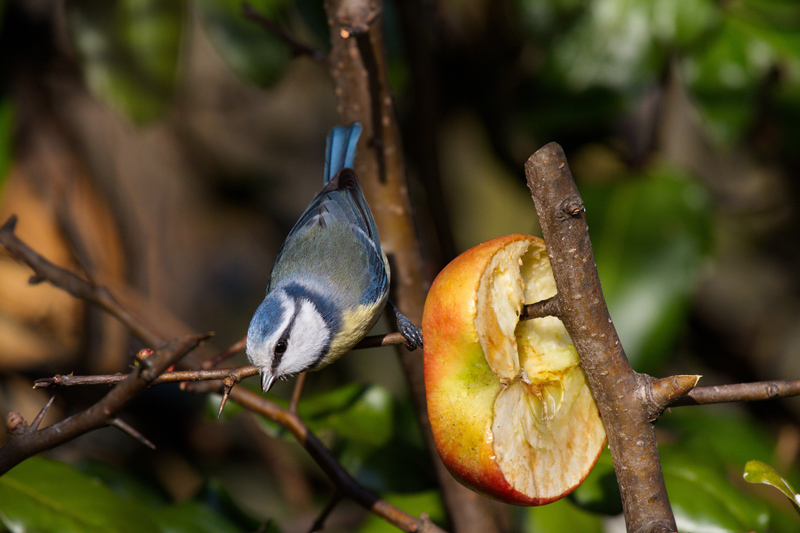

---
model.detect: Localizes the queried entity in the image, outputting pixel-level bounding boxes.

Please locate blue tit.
[247,122,422,393]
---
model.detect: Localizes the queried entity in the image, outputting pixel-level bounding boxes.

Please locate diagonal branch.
[219,381,442,533]
[241,2,326,62]
[0,215,166,348]
[0,215,442,533]
[0,332,210,475]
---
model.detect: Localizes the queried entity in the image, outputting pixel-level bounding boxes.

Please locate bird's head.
[246,284,334,392]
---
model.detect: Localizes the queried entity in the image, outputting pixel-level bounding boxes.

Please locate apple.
[422,234,606,505]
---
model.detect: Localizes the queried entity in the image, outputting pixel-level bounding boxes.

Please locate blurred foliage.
[569,449,622,516]
[252,383,435,494]
[357,491,446,533]
[661,445,770,532]
[66,0,185,125]
[0,457,254,533]
[196,0,293,88]
[583,165,712,372]
[1,0,800,531]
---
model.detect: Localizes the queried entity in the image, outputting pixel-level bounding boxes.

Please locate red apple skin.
[423,234,550,505]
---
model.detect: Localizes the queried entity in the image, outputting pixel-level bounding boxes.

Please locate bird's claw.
[390,302,423,350]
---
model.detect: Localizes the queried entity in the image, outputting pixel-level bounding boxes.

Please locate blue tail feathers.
[324,123,362,184]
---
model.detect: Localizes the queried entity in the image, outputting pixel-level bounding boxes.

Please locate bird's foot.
[389,301,423,350]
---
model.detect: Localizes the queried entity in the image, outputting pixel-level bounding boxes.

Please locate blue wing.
[324,123,362,185]
[268,123,384,291]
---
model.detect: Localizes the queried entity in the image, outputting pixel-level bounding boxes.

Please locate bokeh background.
[1,0,800,531]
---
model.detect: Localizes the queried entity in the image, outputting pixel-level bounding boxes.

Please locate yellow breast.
[316,300,386,368]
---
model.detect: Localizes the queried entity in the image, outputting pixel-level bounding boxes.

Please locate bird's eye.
[274,339,288,355]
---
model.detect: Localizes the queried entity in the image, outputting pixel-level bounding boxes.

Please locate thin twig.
[202,336,247,369]
[309,492,342,533]
[290,372,308,414]
[34,366,259,389]
[0,333,210,475]
[241,2,326,62]
[673,379,800,406]
[519,295,560,321]
[29,396,56,432]
[0,215,165,348]
[110,418,156,450]
[0,216,442,533]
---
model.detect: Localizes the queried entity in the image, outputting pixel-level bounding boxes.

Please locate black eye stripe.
[275,339,288,354]
[272,298,303,373]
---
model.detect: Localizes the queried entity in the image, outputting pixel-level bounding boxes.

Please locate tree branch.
[0,332,210,475]
[325,1,505,531]
[519,295,561,321]
[0,215,166,348]
[0,215,442,533]
[194,368,444,533]
[526,143,677,533]
[673,379,800,406]
[241,2,326,62]
[34,329,415,389]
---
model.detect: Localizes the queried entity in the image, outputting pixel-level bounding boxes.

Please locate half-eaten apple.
[422,234,606,505]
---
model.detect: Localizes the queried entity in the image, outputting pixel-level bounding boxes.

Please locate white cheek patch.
[277,299,330,376]
[246,290,294,369]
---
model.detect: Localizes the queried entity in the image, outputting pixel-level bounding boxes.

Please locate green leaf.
[744,460,800,513]
[0,457,161,533]
[66,0,184,125]
[357,490,445,533]
[660,408,800,532]
[192,480,263,532]
[196,0,292,88]
[256,383,394,448]
[151,500,244,533]
[661,446,770,533]
[583,165,712,372]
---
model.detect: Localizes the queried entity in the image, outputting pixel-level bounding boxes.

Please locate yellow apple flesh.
[423,234,606,505]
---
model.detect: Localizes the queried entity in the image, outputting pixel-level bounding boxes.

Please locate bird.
[246,122,422,393]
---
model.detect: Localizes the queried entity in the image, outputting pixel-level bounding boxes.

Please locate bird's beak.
[261,371,276,393]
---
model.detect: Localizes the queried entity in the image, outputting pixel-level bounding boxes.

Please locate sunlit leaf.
[0,457,161,533]
[744,460,800,513]
[152,500,245,533]
[66,0,184,125]
[255,383,394,447]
